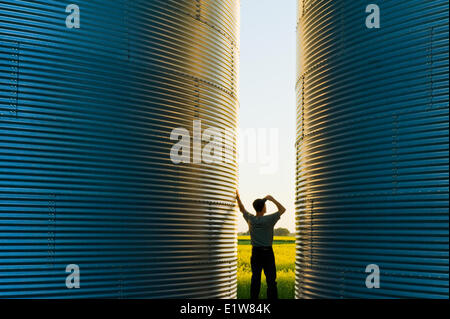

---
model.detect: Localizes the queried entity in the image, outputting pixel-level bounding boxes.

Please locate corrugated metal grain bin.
[295,0,448,298]
[0,0,239,298]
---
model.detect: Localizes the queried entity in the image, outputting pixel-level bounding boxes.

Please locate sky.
[237,0,297,233]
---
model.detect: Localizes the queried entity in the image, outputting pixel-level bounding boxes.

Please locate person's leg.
[250,250,263,299]
[263,249,278,299]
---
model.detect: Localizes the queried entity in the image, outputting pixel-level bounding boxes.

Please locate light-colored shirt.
[243,211,281,247]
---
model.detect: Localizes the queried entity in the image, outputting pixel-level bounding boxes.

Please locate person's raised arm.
[265,195,286,215]
[236,190,249,214]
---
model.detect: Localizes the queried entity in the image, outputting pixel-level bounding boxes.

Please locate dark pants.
[250,246,278,299]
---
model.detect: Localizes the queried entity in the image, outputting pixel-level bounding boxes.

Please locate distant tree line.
[239,227,292,236]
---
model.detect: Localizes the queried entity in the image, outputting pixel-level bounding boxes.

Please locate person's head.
[253,198,267,215]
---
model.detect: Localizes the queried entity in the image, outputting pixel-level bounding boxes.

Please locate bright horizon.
[238,0,297,233]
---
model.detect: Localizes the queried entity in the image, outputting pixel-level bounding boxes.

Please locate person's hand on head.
[265,195,274,201]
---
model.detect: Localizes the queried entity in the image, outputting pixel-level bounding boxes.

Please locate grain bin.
[295,0,448,298]
[0,0,239,298]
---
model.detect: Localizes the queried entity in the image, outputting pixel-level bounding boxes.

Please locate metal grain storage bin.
[0,0,239,298]
[295,0,448,298]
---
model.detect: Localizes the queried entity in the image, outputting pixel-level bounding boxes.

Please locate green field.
[237,236,295,299]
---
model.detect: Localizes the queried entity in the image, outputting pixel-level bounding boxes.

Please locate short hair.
[253,198,267,213]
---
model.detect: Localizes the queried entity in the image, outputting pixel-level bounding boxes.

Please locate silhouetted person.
[236,190,286,299]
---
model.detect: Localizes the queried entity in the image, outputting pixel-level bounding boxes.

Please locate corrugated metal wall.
[295,0,448,298]
[0,0,239,298]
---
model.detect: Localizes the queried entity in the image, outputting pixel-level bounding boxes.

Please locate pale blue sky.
[237,0,297,232]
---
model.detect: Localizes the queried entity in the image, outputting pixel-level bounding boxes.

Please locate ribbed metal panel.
[0,0,239,298]
[295,0,448,298]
